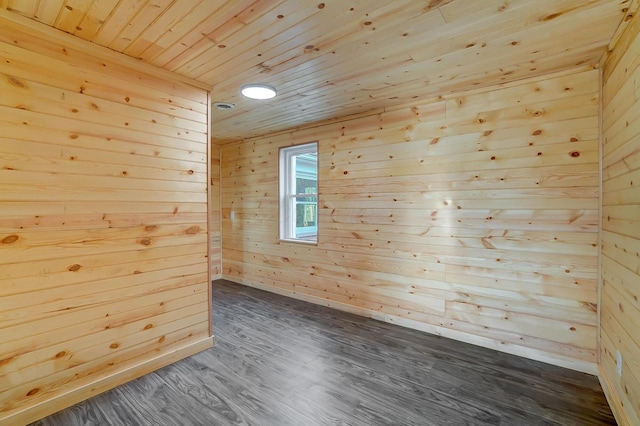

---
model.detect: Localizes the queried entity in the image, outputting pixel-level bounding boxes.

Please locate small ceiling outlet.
[213,102,235,110]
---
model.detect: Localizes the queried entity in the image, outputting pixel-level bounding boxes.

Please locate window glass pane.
[296,177,316,196]
[295,152,317,194]
[295,195,317,239]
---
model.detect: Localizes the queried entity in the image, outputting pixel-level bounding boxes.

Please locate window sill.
[279,237,318,246]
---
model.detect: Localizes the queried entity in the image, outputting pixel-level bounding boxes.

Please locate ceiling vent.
[213,102,235,110]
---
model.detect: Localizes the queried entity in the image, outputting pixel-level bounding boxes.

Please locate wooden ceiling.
[0,0,633,141]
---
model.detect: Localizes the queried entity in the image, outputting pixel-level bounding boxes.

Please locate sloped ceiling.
[0,0,632,141]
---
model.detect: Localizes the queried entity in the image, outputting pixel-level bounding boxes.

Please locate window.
[279,142,318,243]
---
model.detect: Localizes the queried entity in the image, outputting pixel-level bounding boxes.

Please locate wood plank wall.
[221,67,601,373]
[600,6,640,425]
[0,13,212,425]
[211,142,222,278]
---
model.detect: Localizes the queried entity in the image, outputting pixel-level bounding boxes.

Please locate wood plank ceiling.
[0,0,632,141]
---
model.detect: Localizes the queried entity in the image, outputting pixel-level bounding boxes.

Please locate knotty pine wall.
[0,13,212,425]
[600,7,640,425]
[211,142,222,278]
[222,67,601,373]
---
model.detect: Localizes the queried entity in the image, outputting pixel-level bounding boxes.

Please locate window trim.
[279,142,318,244]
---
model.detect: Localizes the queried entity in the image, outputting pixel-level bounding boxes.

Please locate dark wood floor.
[32,279,616,426]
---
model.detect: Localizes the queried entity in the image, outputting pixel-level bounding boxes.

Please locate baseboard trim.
[3,336,214,426]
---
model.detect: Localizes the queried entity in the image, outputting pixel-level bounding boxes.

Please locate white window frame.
[279,142,318,243]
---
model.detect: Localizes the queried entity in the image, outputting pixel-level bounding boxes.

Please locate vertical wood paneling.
[0,14,212,425]
[221,68,601,373]
[600,5,640,425]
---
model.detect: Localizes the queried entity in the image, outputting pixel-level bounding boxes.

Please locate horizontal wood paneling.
[600,4,640,425]
[210,142,222,278]
[0,16,211,426]
[221,68,601,373]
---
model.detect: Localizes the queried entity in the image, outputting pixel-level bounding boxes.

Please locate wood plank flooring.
[32,279,616,425]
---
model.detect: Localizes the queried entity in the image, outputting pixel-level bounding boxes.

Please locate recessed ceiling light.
[241,84,277,100]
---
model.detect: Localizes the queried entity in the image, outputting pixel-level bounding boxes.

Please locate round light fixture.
[240,84,277,100]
